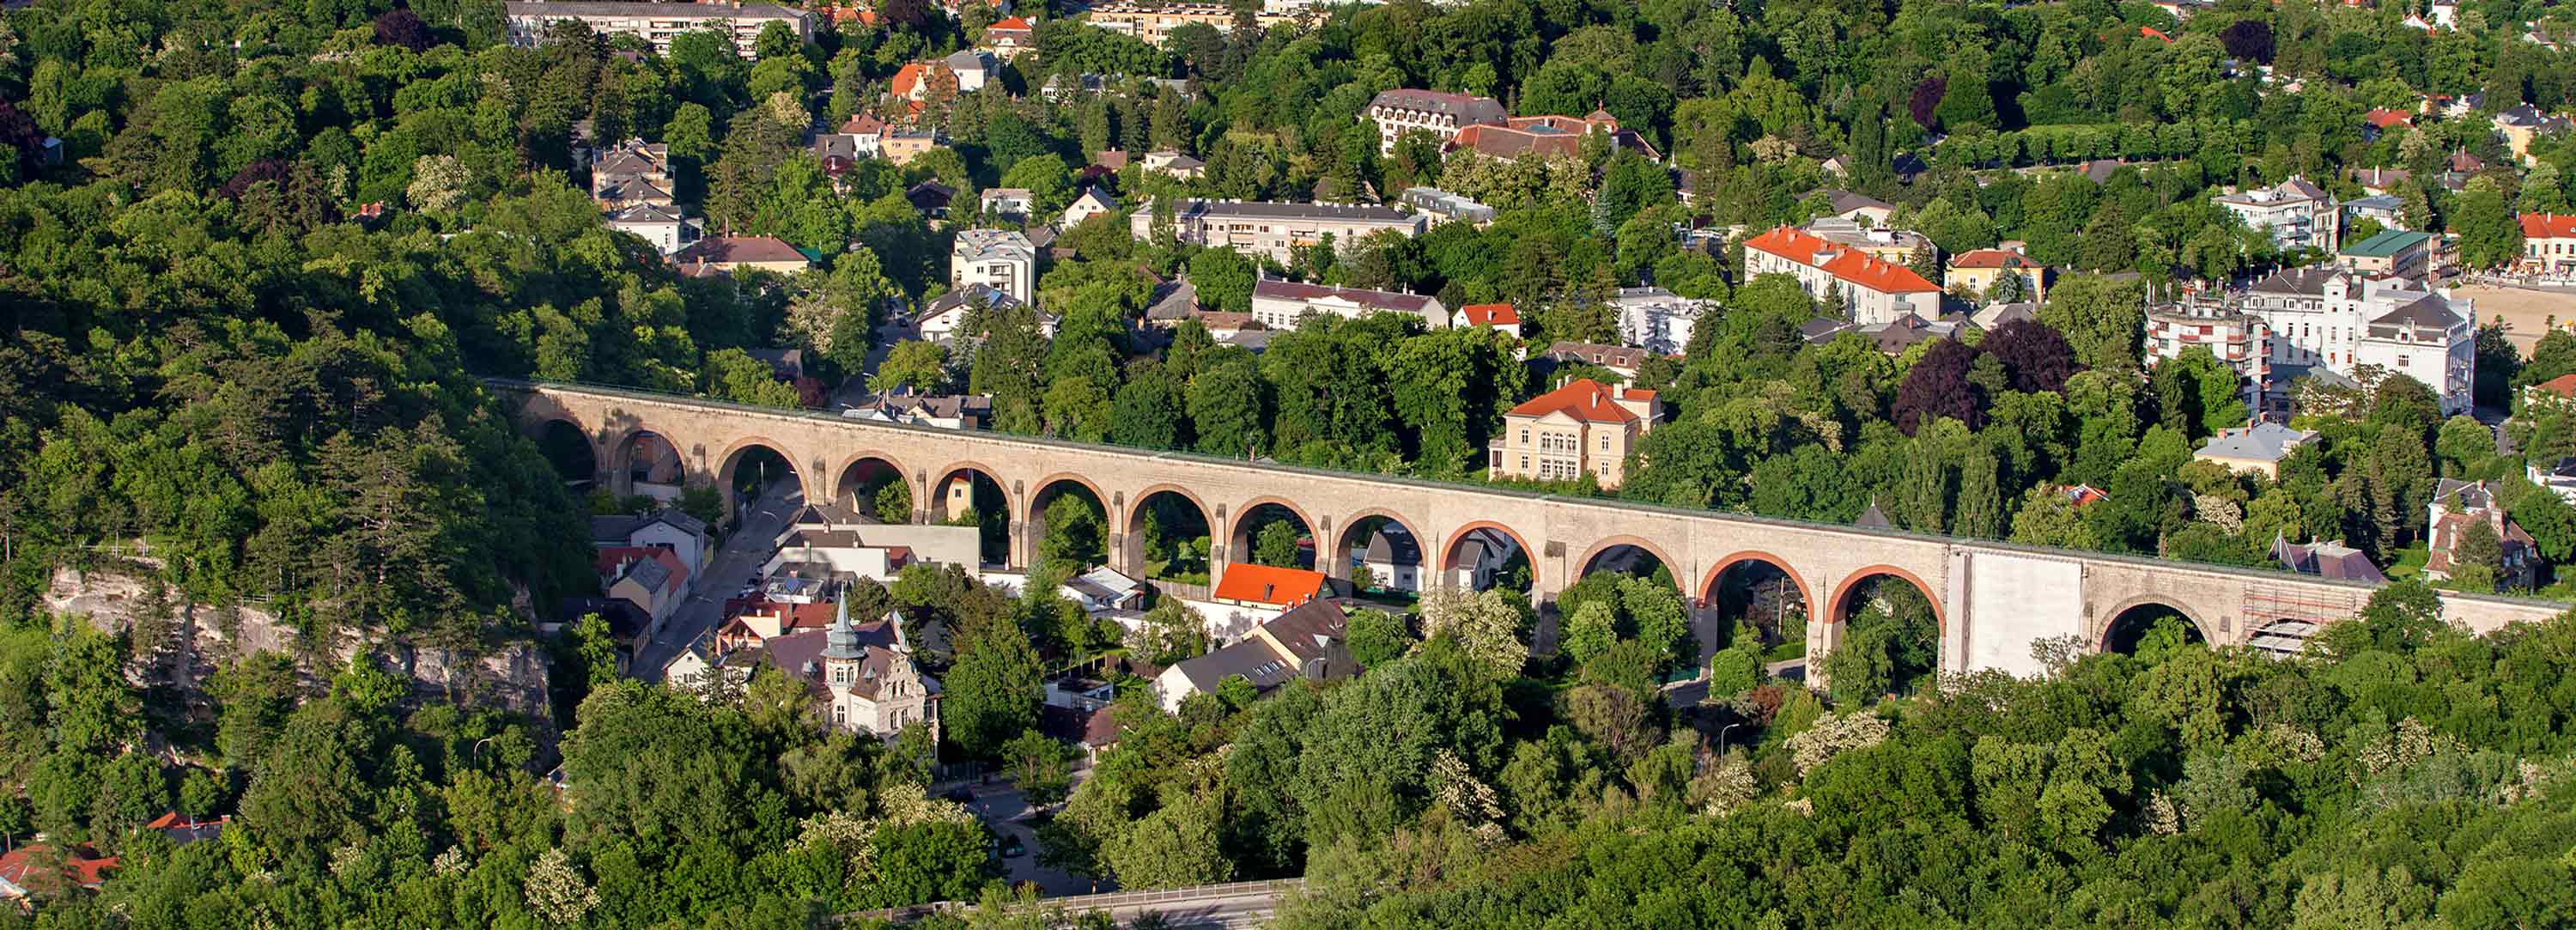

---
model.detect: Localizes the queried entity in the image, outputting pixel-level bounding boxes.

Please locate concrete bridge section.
[500,380,2568,678]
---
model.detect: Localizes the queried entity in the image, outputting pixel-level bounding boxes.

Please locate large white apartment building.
[503,1,809,58]
[2146,295,2271,408]
[950,228,1036,305]
[1364,89,1507,155]
[2214,176,2340,254]
[1611,287,1715,354]
[1742,225,1941,326]
[1249,278,1449,331]
[2238,268,2475,413]
[1133,199,1425,264]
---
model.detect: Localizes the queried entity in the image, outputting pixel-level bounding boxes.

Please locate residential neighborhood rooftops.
[1167,198,1413,222]
[1459,302,1519,326]
[672,235,810,266]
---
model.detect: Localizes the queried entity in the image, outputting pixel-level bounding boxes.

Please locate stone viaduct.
[501,380,2567,678]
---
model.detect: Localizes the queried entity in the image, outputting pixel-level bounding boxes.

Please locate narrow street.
[634,477,801,680]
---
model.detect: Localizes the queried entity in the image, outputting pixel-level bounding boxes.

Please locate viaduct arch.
[498,380,2567,677]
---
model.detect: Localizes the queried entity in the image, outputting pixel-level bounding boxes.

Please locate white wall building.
[502,1,809,57]
[1612,286,1715,354]
[2238,268,2475,413]
[605,203,694,255]
[1742,225,1941,326]
[1249,278,1448,330]
[950,228,1036,305]
[1364,89,1506,155]
[2214,176,2341,254]
[1135,198,1426,264]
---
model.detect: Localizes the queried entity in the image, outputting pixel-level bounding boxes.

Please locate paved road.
[635,477,801,679]
[950,781,1097,897]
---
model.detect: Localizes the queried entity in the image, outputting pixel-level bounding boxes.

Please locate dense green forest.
[5,0,2576,924]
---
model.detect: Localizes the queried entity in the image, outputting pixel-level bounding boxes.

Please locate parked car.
[999,835,1025,858]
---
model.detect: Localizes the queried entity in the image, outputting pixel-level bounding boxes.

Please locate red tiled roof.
[1507,378,1645,424]
[1819,249,1940,294]
[841,112,885,135]
[0,843,117,891]
[2524,213,2576,239]
[1948,248,2033,270]
[2532,373,2576,398]
[596,546,688,593]
[2365,108,2414,129]
[988,15,1032,31]
[891,62,927,98]
[1745,225,1831,264]
[1461,302,1520,325]
[1213,564,1326,607]
[2140,25,2173,41]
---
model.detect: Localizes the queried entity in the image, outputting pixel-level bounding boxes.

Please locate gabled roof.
[1546,341,1647,369]
[2364,108,2414,129]
[1507,378,1651,424]
[1948,248,2034,270]
[1251,277,1439,313]
[2524,213,2576,239]
[2272,534,2387,582]
[1460,302,1519,326]
[1818,248,1941,294]
[673,235,810,266]
[2529,373,2576,398]
[987,15,1032,31]
[1213,563,1326,607]
[2340,228,2433,258]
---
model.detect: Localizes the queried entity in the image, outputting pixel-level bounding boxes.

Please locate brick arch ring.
[1824,564,1947,629]
[1696,550,1818,616]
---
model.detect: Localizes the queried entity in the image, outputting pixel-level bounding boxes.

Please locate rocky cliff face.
[43,566,556,731]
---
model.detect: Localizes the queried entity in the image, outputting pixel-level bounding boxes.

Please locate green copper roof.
[2339,228,2433,258]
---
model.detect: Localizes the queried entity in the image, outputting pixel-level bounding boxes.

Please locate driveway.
[951,781,1097,897]
[634,477,801,679]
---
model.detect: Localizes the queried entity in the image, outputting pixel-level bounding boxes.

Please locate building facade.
[503,1,809,57]
[1249,278,1448,331]
[1611,286,1714,354]
[2237,268,2475,413]
[1364,89,1506,155]
[1487,379,1660,488]
[2145,295,2272,408]
[950,228,1037,304]
[2214,176,2340,253]
[1134,199,1425,264]
[1742,225,1942,326]
[2521,213,2576,277]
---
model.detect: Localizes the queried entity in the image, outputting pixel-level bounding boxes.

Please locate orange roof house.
[1213,563,1327,608]
[1489,379,1661,488]
[1456,301,1522,334]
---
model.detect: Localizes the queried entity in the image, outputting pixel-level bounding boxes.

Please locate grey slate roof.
[2196,422,2316,462]
[1366,89,1507,125]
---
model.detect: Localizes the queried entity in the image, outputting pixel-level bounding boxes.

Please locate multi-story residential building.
[1742,225,1942,326]
[2236,268,2475,413]
[605,203,694,255]
[1139,150,1206,179]
[1249,278,1448,330]
[1400,186,1496,227]
[2520,213,2576,277]
[949,228,1036,305]
[1154,599,1351,713]
[591,139,673,209]
[1455,302,1521,337]
[1611,286,1714,354]
[503,1,809,58]
[1945,247,2050,302]
[672,235,813,277]
[981,15,1036,59]
[1062,186,1118,228]
[2146,295,2272,408]
[1364,89,1507,155]
[2423,479,2537,588]
[2337,228,2435,279]
[2494,103,2573,166]
[979,188,1034,223]
[2214,176,2340,253]
[880,127,945,166]
[2345,193,2406,230]
[1084,1,1297,45]
[1801,216,1929,262]
[1133,199,1425,264]
[1487,379,1660,488]
[942,49,995,93]
[815,112,886,162]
